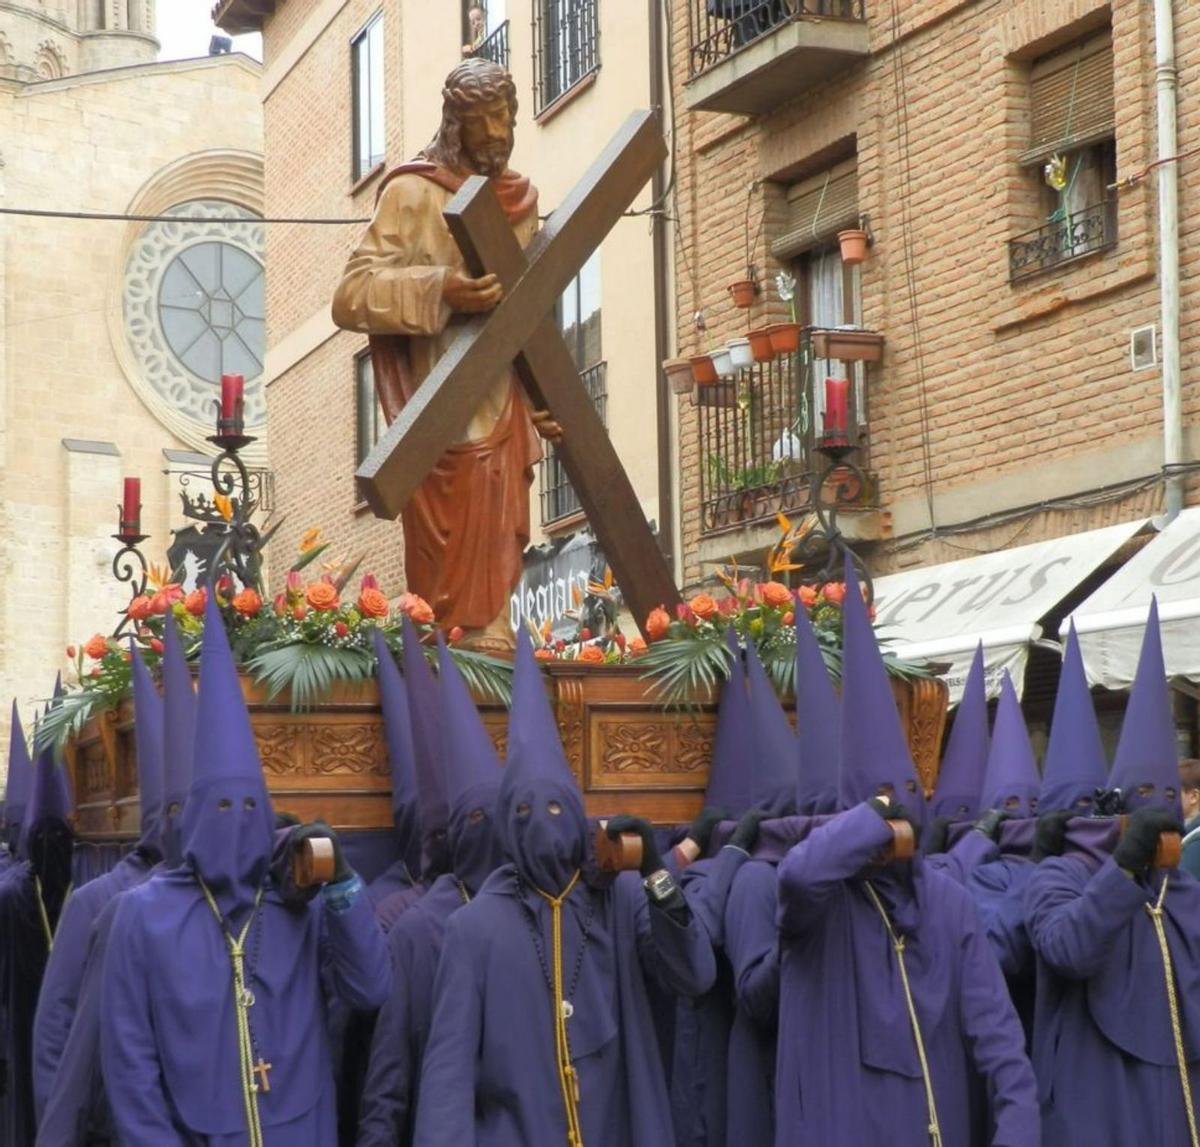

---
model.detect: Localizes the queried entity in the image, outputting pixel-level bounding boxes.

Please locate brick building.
[669,0,1200,740]
[215,0,675,637]
[0,1,263,764]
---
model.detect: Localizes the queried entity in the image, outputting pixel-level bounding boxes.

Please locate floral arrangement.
[525,565,648,665]
[38,532,512,751]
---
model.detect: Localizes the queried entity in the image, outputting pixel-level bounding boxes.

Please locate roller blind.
[1027,31,1114,161]
[772,159,859,260]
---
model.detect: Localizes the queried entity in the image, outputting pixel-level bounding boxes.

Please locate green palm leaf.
[636,632,733,706]
[34,690,108,753]
[246,643,375,710]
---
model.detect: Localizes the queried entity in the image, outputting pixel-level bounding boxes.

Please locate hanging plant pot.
[728,279,757,308]
[747,328,776,362]
[765,322,802,355]
[727,337,754,371]
[690,354,718,385]
[812,328,885,362]
[663,357,695,395]
[710,346,735,378]
[837,229,869,266]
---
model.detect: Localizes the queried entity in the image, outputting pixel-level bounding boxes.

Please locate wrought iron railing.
[698,331,870,535]
[533,0,599,113]
[687,0,865,79]
[541,361,607,526]
[471,19,510,71]
[1008,199,1117,282]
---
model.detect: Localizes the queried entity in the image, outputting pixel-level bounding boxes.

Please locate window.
[533,0,599,114]
[1010,30,1116,281]
[355,353,383,471]
[541,252,603,525]
[464,3,510,70]
[351,13,385,181]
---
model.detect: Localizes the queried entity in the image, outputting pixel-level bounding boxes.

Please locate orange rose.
[645,607,671,642]
[534,648,556,661]
[358,587,390,619]
[306,581,340,611]
[232,588,262,617]
[821,581,847,605]
[184,588,207,616]
[397,592,435,625]
[760,581,793,608]
[688,593,718,620]
[127,595,154,621]
[629,636,648,655]
[84,633,109,660]
[798,585,818,608]
[579,644,605,663]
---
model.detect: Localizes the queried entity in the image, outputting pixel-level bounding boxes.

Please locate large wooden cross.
[356,110,682,635]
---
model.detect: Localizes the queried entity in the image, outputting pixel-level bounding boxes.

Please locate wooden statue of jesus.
[332,58,559,650]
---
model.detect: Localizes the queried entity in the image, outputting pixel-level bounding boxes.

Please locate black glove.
[287,820,353,884]
[1113,806,1184,875]
[729,809,770,853]
[925,815,954,855]
[687,806,728,854]
[605,814,663,878]
[973,808,1009,842]
[1032,809,1074,862]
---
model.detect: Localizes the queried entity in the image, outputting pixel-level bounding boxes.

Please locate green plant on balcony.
[706,452,785,493]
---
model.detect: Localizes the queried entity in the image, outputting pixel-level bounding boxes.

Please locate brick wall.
[669,0,1197,584]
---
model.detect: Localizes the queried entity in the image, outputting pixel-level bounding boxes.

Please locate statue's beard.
[467,141,512,178]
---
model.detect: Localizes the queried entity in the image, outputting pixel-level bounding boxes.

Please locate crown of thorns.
[442,58,517,111]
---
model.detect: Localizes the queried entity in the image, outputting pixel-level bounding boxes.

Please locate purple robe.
[775,803,1039,1146]
[101,869,390,1145]
[723,858,780,1147]
[356,874,465,1146]
[1025,855,1200,1145]
[414,867,716,1145]
[31,850,156,1120]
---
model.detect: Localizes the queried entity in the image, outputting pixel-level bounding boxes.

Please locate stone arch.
[34,39,66,80]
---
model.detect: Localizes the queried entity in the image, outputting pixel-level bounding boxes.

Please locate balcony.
[211,0,273,35]
[470,20,510,72]
[1008,200,1117,283]
[541,361,607,528]
[696,331,874,541]
[684,0,869,116]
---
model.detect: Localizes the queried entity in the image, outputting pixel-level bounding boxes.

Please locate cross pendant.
[251,1058,272,1094]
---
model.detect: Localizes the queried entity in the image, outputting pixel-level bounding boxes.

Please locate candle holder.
[110,520,150,640]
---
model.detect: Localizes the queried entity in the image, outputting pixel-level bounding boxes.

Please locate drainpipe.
[649,0,676,572]
[1155,0,1183,522]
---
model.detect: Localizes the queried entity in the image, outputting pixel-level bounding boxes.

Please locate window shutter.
[772,160,859,261]
[1027,31,1114,160]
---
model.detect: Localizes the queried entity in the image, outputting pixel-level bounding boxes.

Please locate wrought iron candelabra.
[110,525,150,640]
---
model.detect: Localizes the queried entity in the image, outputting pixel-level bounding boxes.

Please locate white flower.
[775,271,796,303]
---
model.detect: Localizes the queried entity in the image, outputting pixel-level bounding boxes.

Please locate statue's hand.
[532,410,563,444]
[443,271,503,313]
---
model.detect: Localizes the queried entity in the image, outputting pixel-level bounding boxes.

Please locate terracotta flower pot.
[747,328,775,362]
[765,322,802,355]
[728,279,757,308]
[837,228,869,266]
[663,356,695,394]
[690,354,718,385]
[727,337,754,371]
[811,328,885,363]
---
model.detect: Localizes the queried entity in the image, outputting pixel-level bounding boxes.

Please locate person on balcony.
[413,631,716,1145]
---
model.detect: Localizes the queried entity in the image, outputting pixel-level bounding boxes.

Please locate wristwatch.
[642,868,678,904]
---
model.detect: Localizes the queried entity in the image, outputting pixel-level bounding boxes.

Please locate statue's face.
[459,97,514,177]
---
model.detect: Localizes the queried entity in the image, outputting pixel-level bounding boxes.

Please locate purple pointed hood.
[705,629,753,816]
[930,644,989,820]
[161,613,196,866]
[1040,622,1108,813]
[373,627,422,879]
[129,644,166,856]
[436,635,502,894]
[793,607,840,814]
[400,613,448,879]
[980,673,1040,817]
[744,642,799,816]
[838,558,924,824]
[180,594,273,914]
[499,629,587,895]
[22,684,75,888]
[1108,598,1180,816]
[3,702,33,852]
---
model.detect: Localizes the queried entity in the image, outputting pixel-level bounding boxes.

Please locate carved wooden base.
[66,668,947,836]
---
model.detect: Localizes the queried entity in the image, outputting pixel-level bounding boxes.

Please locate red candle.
[824,376,849,433]
[220,374,244,421]
[122,477,141,535]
